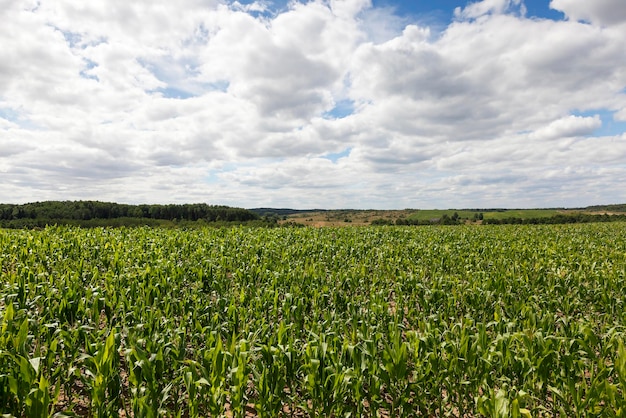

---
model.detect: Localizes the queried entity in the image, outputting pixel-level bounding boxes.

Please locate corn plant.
[1,223,626,416]
[83,330,121,417]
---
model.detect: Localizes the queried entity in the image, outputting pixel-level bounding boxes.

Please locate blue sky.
[374,0,564,20]
[1,0,626,208]
[235,0,566,22]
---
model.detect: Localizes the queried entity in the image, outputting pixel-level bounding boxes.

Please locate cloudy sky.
[2,0,626,209]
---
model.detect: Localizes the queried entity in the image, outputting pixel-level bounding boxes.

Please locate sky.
[1,0,626,209]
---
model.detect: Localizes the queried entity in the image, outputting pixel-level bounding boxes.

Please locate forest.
[0,201,260,228]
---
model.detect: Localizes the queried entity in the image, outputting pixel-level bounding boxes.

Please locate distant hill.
[583,204,626,212]
[271,205,626,227]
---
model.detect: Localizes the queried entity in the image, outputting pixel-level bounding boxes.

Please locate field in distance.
[272,205,626,226]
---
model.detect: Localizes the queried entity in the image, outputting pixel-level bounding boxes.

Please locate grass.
[406,209,563,221]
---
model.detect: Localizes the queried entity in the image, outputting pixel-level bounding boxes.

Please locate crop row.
[1,224,626,416]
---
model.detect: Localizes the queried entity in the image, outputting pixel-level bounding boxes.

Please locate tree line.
[0,201,261,228]
[481,213,626,225]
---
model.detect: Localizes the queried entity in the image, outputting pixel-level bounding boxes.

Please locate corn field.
[1,223,626,417]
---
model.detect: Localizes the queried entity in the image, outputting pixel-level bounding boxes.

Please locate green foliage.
[482,212,626,224]
[405,208,562,222]
[1,224,626,416]
[370,218,394,225]
[0,201,259,228]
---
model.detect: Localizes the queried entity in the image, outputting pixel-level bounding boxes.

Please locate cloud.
[550,0,626,26]
[0,138,34,158]
[529,115,601,140]
[616,108,626,122]
[454,0,526,20]
[1,0,626,208]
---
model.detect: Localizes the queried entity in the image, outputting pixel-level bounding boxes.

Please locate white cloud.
[616,108,626,122]
[454,0,525,20]
[550,0,626,26]
[529,115,601,140]
[1,0,626,208]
